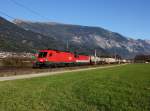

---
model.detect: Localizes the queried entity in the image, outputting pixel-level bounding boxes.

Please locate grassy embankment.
[0,64,150,111]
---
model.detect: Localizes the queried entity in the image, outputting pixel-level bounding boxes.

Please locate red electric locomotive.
[33,49,90,68]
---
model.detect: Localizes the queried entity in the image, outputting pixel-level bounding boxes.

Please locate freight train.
[33,49,124,68]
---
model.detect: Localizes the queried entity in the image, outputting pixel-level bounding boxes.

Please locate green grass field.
[0,64,150,111]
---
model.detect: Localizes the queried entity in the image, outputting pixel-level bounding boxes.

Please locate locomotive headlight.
[39,59,43,62]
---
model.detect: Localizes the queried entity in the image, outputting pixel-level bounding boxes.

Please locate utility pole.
[95,49,97,65]
[66,40,69,51]
[114,48,117,63]
[133,47,135,63]
[114,48,116,60]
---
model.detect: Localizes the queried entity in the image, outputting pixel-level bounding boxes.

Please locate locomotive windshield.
[38,52,47,58]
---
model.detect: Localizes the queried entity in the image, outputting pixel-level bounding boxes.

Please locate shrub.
[2,57,33,67]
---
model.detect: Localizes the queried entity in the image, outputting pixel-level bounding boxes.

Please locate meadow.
[0,64,150,111]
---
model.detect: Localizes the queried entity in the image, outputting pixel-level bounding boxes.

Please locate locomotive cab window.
[38,52,47,58]
[49,53,53,57]
[74,54,79,58]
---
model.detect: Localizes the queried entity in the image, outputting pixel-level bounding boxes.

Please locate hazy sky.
[0,0,150,39]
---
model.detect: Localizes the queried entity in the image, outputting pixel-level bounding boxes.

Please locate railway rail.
[0,64,127,81]
[0,64,110,77]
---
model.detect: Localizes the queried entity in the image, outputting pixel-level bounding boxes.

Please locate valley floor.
[0,64,125,81]
[0,64,150,111]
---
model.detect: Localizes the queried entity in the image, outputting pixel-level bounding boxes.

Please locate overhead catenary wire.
[0,10,50,38]
[10,0,48,20]
[0,10,15,20]
[0,9,45,38]
[0,10,41,53]
[0,10,41,31]
[0,10,34,28]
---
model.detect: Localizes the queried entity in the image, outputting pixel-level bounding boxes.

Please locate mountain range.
[0,16,150,58]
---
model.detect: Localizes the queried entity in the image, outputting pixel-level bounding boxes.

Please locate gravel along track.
[0,64,115,77]
[0,64,127,81]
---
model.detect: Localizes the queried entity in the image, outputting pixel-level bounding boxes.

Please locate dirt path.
[0,64,127,82]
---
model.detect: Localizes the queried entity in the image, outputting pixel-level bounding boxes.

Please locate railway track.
[0,64,127,81]
[0,64,112,77]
